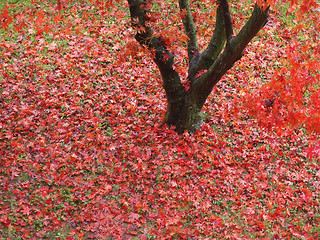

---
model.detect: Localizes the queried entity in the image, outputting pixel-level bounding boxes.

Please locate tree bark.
[127,0,269,133]
[165,93,202,133]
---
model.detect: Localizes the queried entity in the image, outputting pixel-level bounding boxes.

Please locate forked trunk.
[127,0,269,133]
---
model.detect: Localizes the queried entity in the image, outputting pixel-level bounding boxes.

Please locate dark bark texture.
[127,0,269,133]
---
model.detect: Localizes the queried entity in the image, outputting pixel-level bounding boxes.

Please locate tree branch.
[228,3,269,56]
[127,0,186,123]
[192,0,233,76]
[191,3,269,108]
[220,0,233,46]
[188,3,227,82]
[188,4,225,82]
[178,0,199,63]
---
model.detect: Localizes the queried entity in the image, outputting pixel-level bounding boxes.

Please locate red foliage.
[0,0,319,239]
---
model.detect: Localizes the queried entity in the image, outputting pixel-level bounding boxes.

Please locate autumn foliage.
[0,0,319,239]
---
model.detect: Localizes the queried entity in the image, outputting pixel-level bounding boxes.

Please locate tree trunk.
[165,93,203,133]
[127,0,269,133]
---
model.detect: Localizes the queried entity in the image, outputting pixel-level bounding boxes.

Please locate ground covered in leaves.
[0,0,319,239]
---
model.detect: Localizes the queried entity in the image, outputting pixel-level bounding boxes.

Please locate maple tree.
[0,0,319,239]
[128,0,269,133]
[126,0,318,133]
